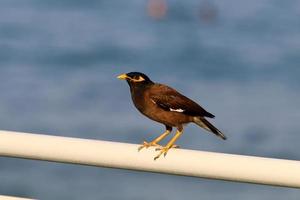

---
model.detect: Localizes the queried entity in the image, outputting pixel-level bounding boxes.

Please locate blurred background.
[0,0,300,199]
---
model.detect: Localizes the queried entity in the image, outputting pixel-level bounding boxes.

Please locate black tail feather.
[193,117,227,140]
[204,111,215,118]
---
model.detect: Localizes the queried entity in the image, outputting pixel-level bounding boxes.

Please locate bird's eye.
[132,75,145,82]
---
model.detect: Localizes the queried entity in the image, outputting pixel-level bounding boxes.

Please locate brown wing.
[149,84,215,118]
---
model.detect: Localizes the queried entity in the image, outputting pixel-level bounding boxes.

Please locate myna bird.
[118,72,226,160]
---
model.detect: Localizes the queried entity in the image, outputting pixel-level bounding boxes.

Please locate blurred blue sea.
[0,0,300,199]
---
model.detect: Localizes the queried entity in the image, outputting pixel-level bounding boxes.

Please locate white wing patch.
[170,108,185,113]
[151,97,185,113]
[150,99,156,104]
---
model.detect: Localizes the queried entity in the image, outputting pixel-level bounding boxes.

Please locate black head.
[117,72,153,86]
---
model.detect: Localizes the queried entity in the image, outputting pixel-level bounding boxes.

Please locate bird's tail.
[193,117,227,140]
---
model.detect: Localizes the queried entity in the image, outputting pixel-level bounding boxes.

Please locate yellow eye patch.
[131,76,145,82]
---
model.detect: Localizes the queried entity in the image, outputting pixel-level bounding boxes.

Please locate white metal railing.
[0,130,300,189]
[0,195,34,200]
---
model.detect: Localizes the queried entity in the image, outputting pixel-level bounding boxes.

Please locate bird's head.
[117,72,153,86]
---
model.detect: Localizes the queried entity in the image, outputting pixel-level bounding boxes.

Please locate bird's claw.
[154,144,179,160]
[155,144,179,151]
[138,141,162,151]
[154,146,170,160]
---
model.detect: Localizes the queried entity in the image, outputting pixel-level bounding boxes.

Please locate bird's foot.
[154,144,179,160]
[155,144,179,151]
[154,146,170,160]
[138,141,162,151]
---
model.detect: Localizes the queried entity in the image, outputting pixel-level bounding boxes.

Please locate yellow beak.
[117,73,128,80]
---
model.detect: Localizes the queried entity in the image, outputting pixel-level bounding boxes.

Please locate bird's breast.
[131,91,147,113]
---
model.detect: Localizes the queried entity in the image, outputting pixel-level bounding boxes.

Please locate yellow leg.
[154,129,183,160]
[138,129,171,151]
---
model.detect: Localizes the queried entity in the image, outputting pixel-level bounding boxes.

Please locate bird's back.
[148,83,215,118]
